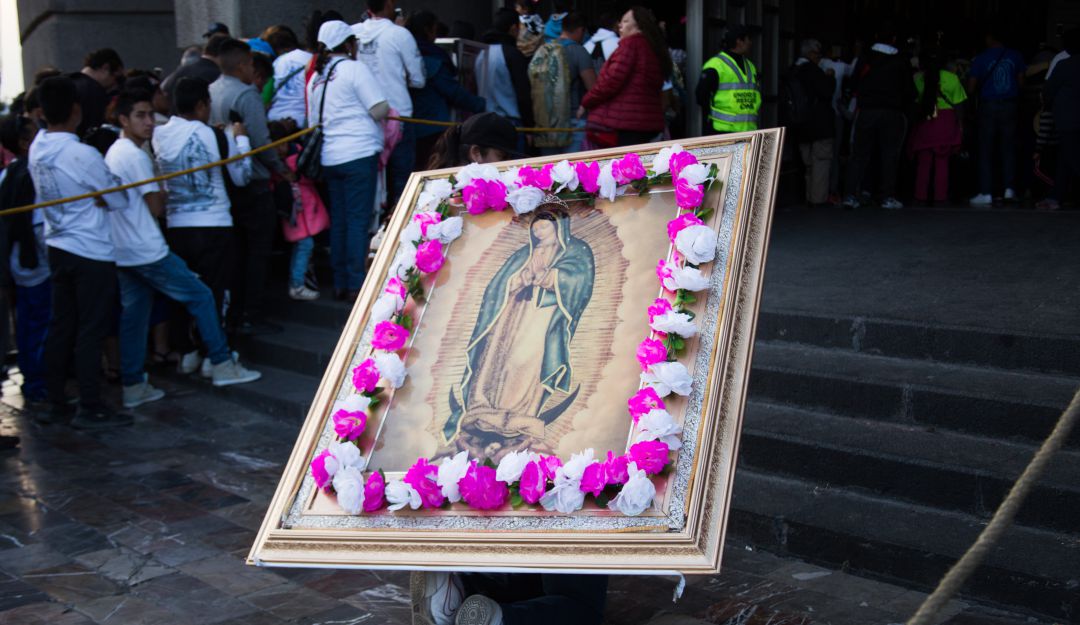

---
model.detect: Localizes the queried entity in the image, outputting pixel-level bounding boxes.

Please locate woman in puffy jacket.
[580,6,672,147]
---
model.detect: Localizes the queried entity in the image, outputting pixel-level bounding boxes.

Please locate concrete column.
[686,0,704,137]
[17,0,176,86]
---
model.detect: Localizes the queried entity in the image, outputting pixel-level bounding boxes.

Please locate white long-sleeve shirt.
[152,116,251,229]
[28,130,126,262]
[352,17,425,116]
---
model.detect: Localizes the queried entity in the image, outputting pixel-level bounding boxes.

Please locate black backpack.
[780,65,812,128]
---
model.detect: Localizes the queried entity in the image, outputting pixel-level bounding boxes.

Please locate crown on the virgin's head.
[540,194,570,210]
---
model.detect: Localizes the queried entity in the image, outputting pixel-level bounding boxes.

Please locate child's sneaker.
[289,285,320,301]
[178,350,202,374]
[122,374,165,408]
[211,357,262,387]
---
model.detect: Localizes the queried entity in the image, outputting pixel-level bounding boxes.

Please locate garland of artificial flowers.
[310,145,722,517]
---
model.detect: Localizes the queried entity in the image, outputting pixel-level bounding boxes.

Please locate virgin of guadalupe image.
[444,202,595,459]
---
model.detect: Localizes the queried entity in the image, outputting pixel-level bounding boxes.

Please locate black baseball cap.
[203,22,230,38]
[460,112,524,158]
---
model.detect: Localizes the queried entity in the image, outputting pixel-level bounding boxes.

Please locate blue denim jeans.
[977,99,1018,194]
[289,237,314,289]
[15,280,51,401]
[119,252,230,386]
[323,155,378,291]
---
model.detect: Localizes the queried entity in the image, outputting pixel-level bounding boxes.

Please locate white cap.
[317,20,354,50]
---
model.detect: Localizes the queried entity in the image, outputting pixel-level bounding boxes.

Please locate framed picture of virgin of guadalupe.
[249,129,783,574]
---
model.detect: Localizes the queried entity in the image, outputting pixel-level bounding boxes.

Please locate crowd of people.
[779,24,1079,210]
[0,1,1075,427]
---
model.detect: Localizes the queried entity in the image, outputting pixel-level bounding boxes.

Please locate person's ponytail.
[428,124,464,169]
[313,43,331,74]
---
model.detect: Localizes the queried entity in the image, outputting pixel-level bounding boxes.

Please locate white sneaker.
[412,571,464,625]
[122,375,165,408]
[969,193,993,207]
[201,350,239,378]
[289,285,319,301]
[1003,188,1016,201]
[178,350,202,375]
[454,595,502,625]
[880,197,904,210]
[211,357,262,387]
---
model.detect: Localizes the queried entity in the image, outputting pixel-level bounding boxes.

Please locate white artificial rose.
[539,479,587,514]
[675,225,718,265]
[426,216,463,245]
[455,162,500,188]
[418,179,454,210]
[437,451,471,503]
[370,294,398,326]
[609,462,656,516]
[382,279,406,311]
[640,361,693,398]
[328,441,365,470]
[506,185,546,215]
[651,144,684,175]
[597,162,618,202]
[389,243,417,279]
[500,168,521,188]
[495,450,538,483]
[385,480,422,511]
[399,220,423,246]
[677,163,710,186]
[662,265,709,292]
[635,409,684,450]
[341,394,373,414]
[331,465,366,514]
[550,159,579,192]
[649,309,698,338]
[560,448,596,482]
[372,352,407,389]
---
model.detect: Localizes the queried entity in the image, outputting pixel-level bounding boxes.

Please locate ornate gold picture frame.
[249,129,783,574]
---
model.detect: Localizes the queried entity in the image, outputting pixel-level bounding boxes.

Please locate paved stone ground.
[0,372,1055,625]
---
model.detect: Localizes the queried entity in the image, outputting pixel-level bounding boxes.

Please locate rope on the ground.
[389,115,586,133]
[0,125,316,218]
[906,385,1080,625]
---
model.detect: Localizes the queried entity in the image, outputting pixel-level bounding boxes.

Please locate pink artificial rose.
[415,239,446,274]
[462,180,490,215]
[604,451,631,485]
[666,213,704,242]
[518,461,546,504]
[656,258,674,287]
[518,164,554,189]
[647,298,673,324]
[310,449,335,490]
[636,338,668,371]
[371,321,410,351]
[352,358,380,393]
[363,471,386,512]
[575,161,600,193]
[385,277,407,303]
[413,211,442,237]
[458,461,510,510]
[627,387,666,423]
[332,408,367,441]
[404,458,445,508]
[629,440,670,475]
[675,177,705,210]
[668,150,699,178]
[538,455,563,481]
[484,179,508,212]
[612,153,646,185]
[579,462,607,497]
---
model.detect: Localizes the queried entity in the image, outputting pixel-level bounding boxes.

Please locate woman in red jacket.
[580,6,672,147]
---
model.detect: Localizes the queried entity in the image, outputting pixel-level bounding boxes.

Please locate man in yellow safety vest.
[696,25,761,133]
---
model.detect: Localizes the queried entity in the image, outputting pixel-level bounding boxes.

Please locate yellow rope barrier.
[0,116,587,218]
[0,125,317,217]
